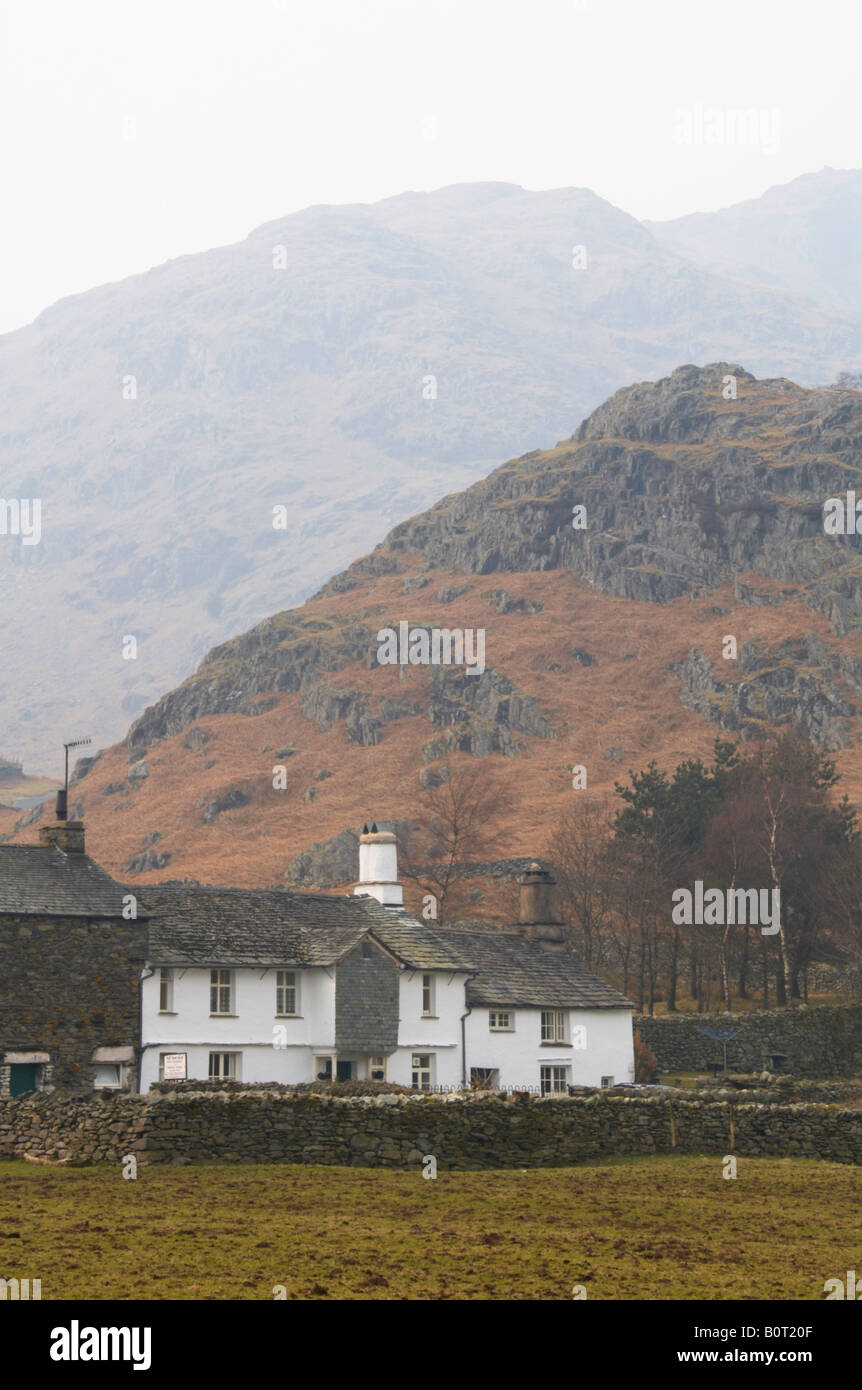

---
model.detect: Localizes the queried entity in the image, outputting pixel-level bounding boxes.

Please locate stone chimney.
[39,792,85,854]
[518,862,564,950]
[353,823,403,908]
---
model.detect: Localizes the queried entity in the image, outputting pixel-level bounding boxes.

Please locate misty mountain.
[1,174,860,773]
[648,167,862,320]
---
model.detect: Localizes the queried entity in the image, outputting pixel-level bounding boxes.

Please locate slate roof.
[438,927,634,1009]
[142,885,466,970]
[368,913,467,972]
[143,888,630,1003]
[0,845,135,919]
[0,842,631,1006]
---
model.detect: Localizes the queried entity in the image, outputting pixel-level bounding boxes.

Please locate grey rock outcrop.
[673,634,858,748]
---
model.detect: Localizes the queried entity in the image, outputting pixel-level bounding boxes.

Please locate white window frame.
[159,967,174,1013]
[540,1064,569,1096]
[208,1051,239,1082]
[421,974,436,1017]
[276,970,299,1016]
[489,1010,513,1032]
[368,1055,387,1082]
[314,1054,334,1082]
[93,1064,123,1090]
[601,1075,614,1089]
[470,1067,500,1089]
[411,1053,434,1091]
[541,1009,568,1043]
[210,969,233,1016]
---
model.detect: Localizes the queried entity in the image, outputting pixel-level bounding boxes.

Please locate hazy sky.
[1,0,859,334]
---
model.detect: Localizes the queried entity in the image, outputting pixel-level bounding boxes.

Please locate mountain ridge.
[3,173,860,775]
[10,363,862,905]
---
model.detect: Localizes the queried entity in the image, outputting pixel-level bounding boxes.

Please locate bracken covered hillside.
[11,363,862,904]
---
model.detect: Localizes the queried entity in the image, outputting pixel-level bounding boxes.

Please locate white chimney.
[353,823,403,908]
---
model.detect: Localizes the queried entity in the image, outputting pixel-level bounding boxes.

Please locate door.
[336,1060,353,1082]
[9,1064,37,1096]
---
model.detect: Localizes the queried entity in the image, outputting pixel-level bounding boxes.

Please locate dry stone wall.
[3,1088,862,1169]
[634,1003,862,1077]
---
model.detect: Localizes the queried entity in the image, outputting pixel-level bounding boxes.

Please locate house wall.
[0,913,146,1095]
[139,965,633,1092]
[140,963,475,1090]
[388,970,471,1088]
[139,965,337,1089]
[464,1006,635,1090]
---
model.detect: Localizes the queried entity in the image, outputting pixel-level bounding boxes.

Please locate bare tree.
[398,761,512,923]
[546,796,615,967]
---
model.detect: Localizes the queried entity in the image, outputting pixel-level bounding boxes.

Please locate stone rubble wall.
[2,1087,862,1169]
[633,1003,862,1077]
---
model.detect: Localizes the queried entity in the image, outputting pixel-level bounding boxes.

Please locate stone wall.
[3,1087,862,1169]
[634,1003,862,1077]
[0,915,147,1094]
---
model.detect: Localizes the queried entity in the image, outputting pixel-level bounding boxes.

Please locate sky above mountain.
[1,0,861,333]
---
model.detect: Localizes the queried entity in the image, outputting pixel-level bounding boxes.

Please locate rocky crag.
[12,365,862,893]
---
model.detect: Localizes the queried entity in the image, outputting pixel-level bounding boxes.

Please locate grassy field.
[1,1154,860,1300]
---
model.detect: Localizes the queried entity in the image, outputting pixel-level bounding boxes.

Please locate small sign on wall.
[162,1053,187,1080]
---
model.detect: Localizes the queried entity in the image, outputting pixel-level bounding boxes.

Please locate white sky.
[0,0,859,334]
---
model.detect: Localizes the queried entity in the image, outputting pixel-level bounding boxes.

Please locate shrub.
[633,1030,659,1084]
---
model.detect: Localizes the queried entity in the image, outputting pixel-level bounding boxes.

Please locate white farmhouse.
[139,827,633,1093]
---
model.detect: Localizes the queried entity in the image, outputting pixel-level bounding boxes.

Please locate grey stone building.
[0,817,147,1096]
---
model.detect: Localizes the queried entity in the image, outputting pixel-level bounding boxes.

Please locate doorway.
[336,1060,353,1082]
[9,1064,38,1096]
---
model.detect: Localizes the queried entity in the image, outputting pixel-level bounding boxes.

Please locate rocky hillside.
[11,364,862,905]
[2,174,861,775]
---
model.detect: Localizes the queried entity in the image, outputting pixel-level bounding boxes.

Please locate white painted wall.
[139,962,633,1094]
[388,970,470,1088]
[464,1006,634,1091]
[139,964,337,1090]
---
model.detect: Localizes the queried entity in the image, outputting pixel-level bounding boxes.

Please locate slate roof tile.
[0,845,134,919]
[141,886,467,970]
[433,926,634,1008]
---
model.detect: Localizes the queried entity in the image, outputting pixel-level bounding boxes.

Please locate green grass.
[1,1154,859,1300]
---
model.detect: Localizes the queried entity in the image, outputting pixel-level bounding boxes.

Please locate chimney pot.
[354,823,403,908]
[517,861,564,950]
